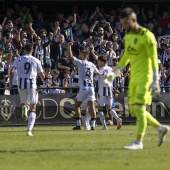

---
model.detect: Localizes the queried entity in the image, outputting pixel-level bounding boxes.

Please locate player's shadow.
[0,148,124,153]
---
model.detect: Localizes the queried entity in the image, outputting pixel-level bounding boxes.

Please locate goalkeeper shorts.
[128,81,152,105]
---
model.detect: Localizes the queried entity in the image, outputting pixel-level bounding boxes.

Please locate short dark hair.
[119,8,135,19]
[98,55,108,64]
[80,49,89,59]
[24,43,33,52]
[39,29,47,35]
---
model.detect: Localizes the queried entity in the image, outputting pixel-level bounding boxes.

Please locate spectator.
[40,75,52,94]
[51,34,67,69]
[51,69,61,87]
[33,33,53,66]
[158,11,170,31]
[58,47,74,79]
[39,29,53,68]
[60,13,76,42]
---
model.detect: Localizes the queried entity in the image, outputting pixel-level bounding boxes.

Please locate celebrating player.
[104,8,169,149]
[95,55,122,130]
[9,43,45,136]
[68,42,100,130]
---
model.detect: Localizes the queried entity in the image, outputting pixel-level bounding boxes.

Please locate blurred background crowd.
[0,0,170,95]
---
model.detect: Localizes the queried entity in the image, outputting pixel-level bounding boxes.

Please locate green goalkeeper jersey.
[118,27,158,83]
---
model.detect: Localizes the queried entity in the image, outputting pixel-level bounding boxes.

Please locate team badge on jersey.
[134,38,138,44]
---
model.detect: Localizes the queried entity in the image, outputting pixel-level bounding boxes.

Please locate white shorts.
[97,95,112,107]
[76,87,95,102]
[19,89,38,104]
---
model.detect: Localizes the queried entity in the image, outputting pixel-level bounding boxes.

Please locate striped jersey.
[73,57,99,89]
[41,37,51,58]
[13,54,43,89]
[95,65,113,97]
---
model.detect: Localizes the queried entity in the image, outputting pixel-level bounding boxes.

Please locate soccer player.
[104,8,169,150]
[68,42,100,130]
[9,43,45,136]
[95,55,122,130]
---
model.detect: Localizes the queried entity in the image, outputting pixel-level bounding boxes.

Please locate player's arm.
[67,42,75,62]
[145,33,160,96]
[9,67,16,90]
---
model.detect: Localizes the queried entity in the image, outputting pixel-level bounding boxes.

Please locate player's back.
[124,27,157,82]
[74,58,98,89]
[14,54,42,89]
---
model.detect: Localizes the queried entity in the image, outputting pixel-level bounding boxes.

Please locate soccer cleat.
[73,126,81,130]
[124,142,143,150]
[91,127,95,130]
[117,118,122,129]
[27,131,33,136]
[22,105,28,121]
[101,126,108,130]
[158,125,169,146]
[84,124,91,131]
[107,120,113,126]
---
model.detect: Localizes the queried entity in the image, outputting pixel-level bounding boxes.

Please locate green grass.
[0,125,170,170]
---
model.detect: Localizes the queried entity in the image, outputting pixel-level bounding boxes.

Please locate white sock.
[109,109,119,121]
[28,112,36,132]
[98,111,107,127]
[81,115,87,127]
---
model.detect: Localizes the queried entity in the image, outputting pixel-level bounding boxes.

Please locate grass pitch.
[0,125,170,170]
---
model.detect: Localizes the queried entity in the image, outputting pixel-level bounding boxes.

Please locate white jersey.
[13,54,43,90]
[73,57,99,89]
[95,65,113,97]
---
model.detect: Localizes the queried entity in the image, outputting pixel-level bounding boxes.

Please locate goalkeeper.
[104,8,169,150]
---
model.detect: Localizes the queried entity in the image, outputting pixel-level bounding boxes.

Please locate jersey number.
[24,62,31,74]
[85,68,91,77]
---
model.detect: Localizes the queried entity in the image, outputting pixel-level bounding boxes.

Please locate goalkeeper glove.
[149,70,161,96]
[104,65,121,87]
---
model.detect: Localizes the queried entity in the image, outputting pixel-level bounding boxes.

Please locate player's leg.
[81,101,90,130]
[87,87,96,130]
[73,89,86,130]
[124,82,144,149]
[73,101,82,130]
[97,96,107,130]
[18,89,29,121]
[27,89,39,136]
[106,97,122,129]
[88,100,96,130]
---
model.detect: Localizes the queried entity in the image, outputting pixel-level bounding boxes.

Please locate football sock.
[28,112,36,132]
[98,110,107,127]
[76,117,81,126]
[109,109,119,121]
[91,118,96,128]
[81,114,87,127]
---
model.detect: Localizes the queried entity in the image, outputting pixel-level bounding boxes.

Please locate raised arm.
[90,21,98,33]
[105,22,113,38]
[42,32,53,49]
[67,42,75,62]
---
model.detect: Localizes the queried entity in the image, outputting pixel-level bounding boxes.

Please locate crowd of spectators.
[0,2,170,95]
